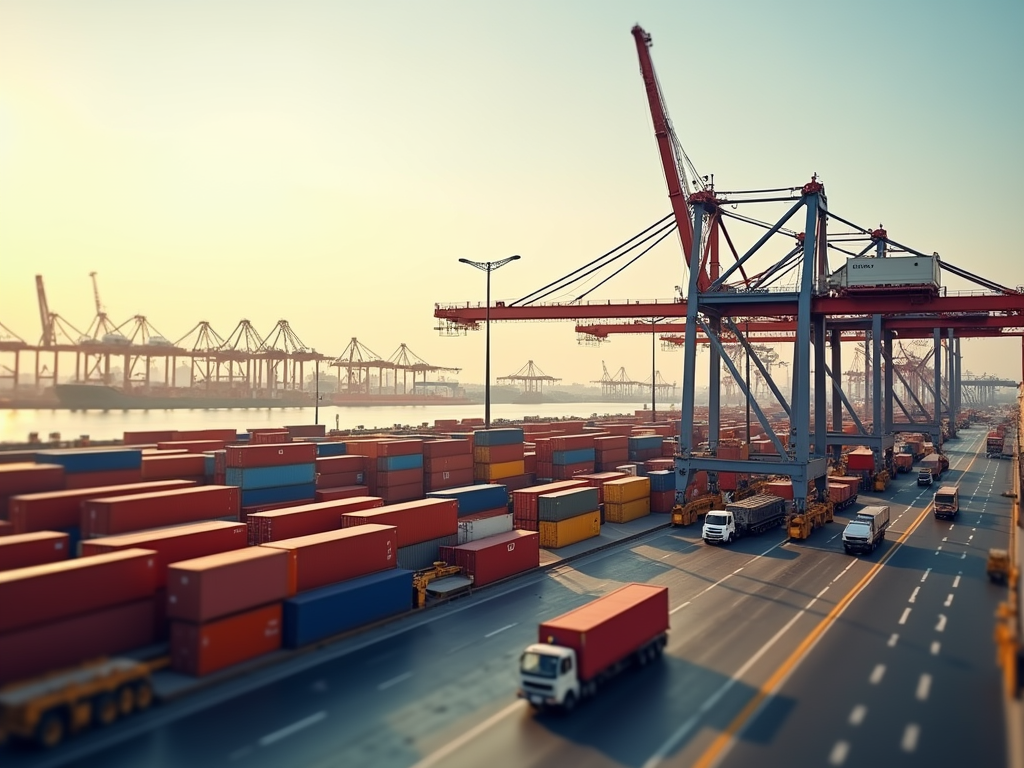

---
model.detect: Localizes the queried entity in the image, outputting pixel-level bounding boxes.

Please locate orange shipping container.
[170,603,282,677]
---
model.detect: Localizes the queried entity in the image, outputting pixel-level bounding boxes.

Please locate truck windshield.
[706,514,729,526]
[935,494,955,505]
[520,652,560,678]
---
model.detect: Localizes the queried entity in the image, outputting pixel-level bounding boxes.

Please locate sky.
[1,0,1022,390]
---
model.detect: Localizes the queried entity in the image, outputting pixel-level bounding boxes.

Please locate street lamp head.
[510,255,521,261]
[458,258,471,264]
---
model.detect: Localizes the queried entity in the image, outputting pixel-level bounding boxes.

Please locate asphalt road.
[5,427,1013,768]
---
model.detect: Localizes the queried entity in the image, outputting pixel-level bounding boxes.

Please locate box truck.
[702,494,787,544]
[842,505,890,555]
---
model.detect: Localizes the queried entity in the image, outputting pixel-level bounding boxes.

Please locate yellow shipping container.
[603,476,651,504]
[473,460,526,482]
[473,445,524,464]
[605,498,651,523]
[539,510,601,548]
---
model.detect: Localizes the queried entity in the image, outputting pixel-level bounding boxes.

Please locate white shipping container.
[833,255,941,290]
[457,513,514,545]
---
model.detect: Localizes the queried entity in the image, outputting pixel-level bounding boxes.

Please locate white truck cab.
[702,511,734,543]
[519,643,579,709]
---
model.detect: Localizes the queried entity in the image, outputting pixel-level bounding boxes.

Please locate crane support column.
[933,327,943,447]
[884,329,895,433]
[831,328,843,466]
[813,314,828,500]
[872,314,884,471]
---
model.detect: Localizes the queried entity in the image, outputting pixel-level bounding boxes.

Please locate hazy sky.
[2,0,1022,389]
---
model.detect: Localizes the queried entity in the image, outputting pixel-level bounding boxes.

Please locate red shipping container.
[248,496,384,544]
[82,485,241,538]
[157,440,227,454]
[576,472,628,504]
[645,459,674,472]
[0,531,69,571]
[173,429,237,443]
[0,521,12,536]
[424,468,475,490]
[423,454,474,473]
[512,516,538,532]
[378,440,423,457]
[651,490,675,513]
[765,480,794,500]
[828,483,852,504]
[512,481,589,523]
[123,430,177,445]
[340,498,457,548]
[142,448,190,456]
[460,507,511,522]
[141,453,207,480]
[423,439,472,458]
[379,482,424,504]
[501,473,537,492]
[376,468,423,488]
[537,461,553,479]
[65,469,144,489]
[286,424,326,438]
[81,521,248,588]
[227,442,317,468]
[316,455,366,474]
[0,548,157,634]
[524,452,537,474]
[0,598,157,686]
[250,431,290,445]
[167,547,289,623]
[594,435,629,450]
[550,435,595,451]
[240,499,308,525]
[552,461,594,480]
[316,471,365,489]
[0,463,65,497]
[261,523,397,594]
[473,444,525,464]
[316,485,370,502]
[170,603,282,677]
[533,438,553,463]
[440,530,540,588]
[846,448,876,472]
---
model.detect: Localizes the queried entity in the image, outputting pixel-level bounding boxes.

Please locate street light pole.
[459,255,520,430]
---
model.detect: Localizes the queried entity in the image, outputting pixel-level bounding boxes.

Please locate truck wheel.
[92,693,118,727]
[116,685,136,716]
[134,680,154,711]
[35,710,66,749]
[562,692,577,713]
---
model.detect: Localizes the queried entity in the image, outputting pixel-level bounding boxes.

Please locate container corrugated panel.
[140,454,207,481]
[65,469,147,489]
[316,470,365,488]
[340,498,458,547]
[170,603,282,677]
[81,521,248,588]
[552,448,596,466]
[377,440,423,458]
[511,481,588,522]
[605,498,651,523]
[35,448,143,474]
[474,460,525,482]
[225,463,317,490]
[0,548,157,634]
[551,461,594,480]
[316,442,348,457]
[82,485,241,538]
[0,521,13,537]
[316,455,365,474]
[226,443,318,469]
[457,512,514,544]
[651,490,675,513]
[539,510,601,549]
[379,482,423,504]
[376,468,424,487]
[424,469,475,491]
[397,534,458,571]
[167,547,290,623]
[0,531,69,572]
[426,484,509,516]
[472,428,524,447]
[594,435,629,450]
[627,435,663,450]
[250,431,290,445]
[0,463,65,497]
[156,440,227,454]
[550,435,596,452]
[424,455,474,474]
[575,472,628,505]
[315,485,370,502]
[0,598,156,687]
[647,470,675,493]
[240,483,317,508]
[603,476,651,504]
[261,523,397,594]
[538,487,600,522]
[439,530,539,587]
[248,496,384,544]
[424,439,473,458]
[282,569,413,649]
[473,444,525,464]
[376,454,424,472]
[501,473,537,492]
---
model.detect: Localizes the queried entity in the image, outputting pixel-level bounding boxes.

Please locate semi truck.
[702,494,787,544]
[842,505,890,555]
[933,485,960,519]
[518,583,669,712]
[987,432,1005,458]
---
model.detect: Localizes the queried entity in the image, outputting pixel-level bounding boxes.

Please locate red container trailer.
[261,523,397,594]
[439,530,540,587]
[340,498,456,547]
[170,603,282,677]
[80,521,248,588]
[141,453,207,480]
[64,469,144,490]
[226,442,318,468]
[0,548,157,634]
[81,485,241,538]
[0,531,70,572]
[166,547,290,623]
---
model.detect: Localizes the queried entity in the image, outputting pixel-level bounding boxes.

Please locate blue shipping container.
[552,448,596,466]
[282,569,414,649]
[426,484,509,516]
[376,454,423,472]
[35,448,142,474]
[203,454,216,477]
[397,534,458,571]
[316,442,348,457]
[648,470,674,492]
[235,433,251,442]
[628,435,663,450]
[240,482,317,508]
[473,428,524,447]
[225,463,316,490]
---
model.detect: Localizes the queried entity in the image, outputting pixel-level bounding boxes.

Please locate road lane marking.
[670,600,692,615]
[942,537,948,542]
[920,568,931,583]
[411,700,524,768]
[869,664,886,684]
[949,524,954,530]
[953,574,961,588]
[828,740,850,765]
[677,539,789,607]
[817,586,830,598]
[899,608,911,625]
[258,711,327,747]
[916,674,932,701]
[908,587,920,603]
[848,704,867,725]
[484,623,517,638]
[832,561,857,583]
[944,594,954,607]
[931,641,941,655]
[378,672,413,690]
[888,633,899,647]
[661,552,673,560]
[936,614,947,632]
[901,723,920,752]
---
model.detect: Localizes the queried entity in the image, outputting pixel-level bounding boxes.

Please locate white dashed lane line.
[899,608,911,625]
[908,587,919,603]
[901,723,921,752]
[869,664,886,685]
[916,674,932,701]
[931,641,941,655]
[848,704,867,725]
[828,740,850,765]
[888,633,899,647]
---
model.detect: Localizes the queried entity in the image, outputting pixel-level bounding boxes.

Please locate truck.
[518,583,669,712]
[702,494,787,544]
[842,505,890,555]
[987,432,1005,458]
[933,485,959,519]
[917,468,934,487]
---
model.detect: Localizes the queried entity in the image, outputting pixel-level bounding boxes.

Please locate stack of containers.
[0,463,65,520]
[439,530,539,587]
[533,437,553,481]
[340,498,458,571]
[422,439,474,492]
[575,472,628,505]
[247,496,384,545]
[167,548,290,676]
[81,485,241,539]
[828,475,860,503]
[537,486,601,548]
[36,448,143,490]
[225,442,318,516]
[0,532,69,572]
[594,436,629,471]
[376,440,424,503]
[550,434,596,480]
[473,428,526,485]
[647,470,676,513]
[603,476,652,523]
[627,435,663,465]
[0,549,158,686]
[511,480,587,531]
[315,454,366,497]
[828,481,854,511]
[764,479,794,500]
[425,484,512,545]
[645,458,674,473]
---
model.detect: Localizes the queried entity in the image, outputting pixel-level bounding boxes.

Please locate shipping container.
[315,442,349,457]
[423,454,474,473]
[550,435,596,452]
[552,448,596,465]
[424,468,475,491]
[511,481,588,523]
[261,523,397,594]
[0,463,65,499]
[439,530,540,587]
[539,510,601,548]
[250,431,290,445]
[166,547,290,623]
[423,439,473,459]
[315,455,365,475]
[457,512,514,544]
[538,487,599,522]
[605,498,651,523]
[340,498,457,548]
[240,483,317,508]
[603,476,651,504]
[35,448,142,474]
[81,485,241,538]
[170,603,282,677]
[574,472,628,504]
[832,254,941,292]
[426,484,509,516]
[141,453,207,480]
[0,531,69,572]
[647,470,675,493]
[651,490,675,513]
[376,468,424,487]
[282,569,413,649]
[315,485,370,502]
[247,496,383,544]
[396,534,458,571]
[156,440,227,454]
[376,454,424,472]
[474,460,526,482]
[64,469,144,489]
[123,430,177,445]
[473,444,525,464]
[551,461,593,480]
[377,440,423,458]
[226,442,318,469]
[473,428,524,447]
[225,463,317,491]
